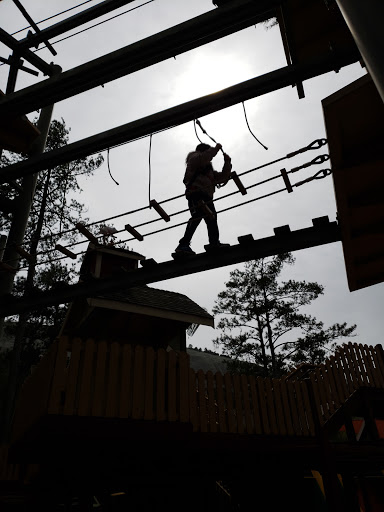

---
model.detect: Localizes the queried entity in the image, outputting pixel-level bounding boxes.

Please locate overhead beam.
[0,0,281,117]
[17,0,146,50]
[0,218,341,317]
[12,0,57,56]
[0,28,55,76]
[0,47,360,184]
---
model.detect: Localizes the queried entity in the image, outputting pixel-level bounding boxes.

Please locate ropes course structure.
[9,0,97,36]
[0,4,335,276]
[2,138,331,272]
[0,0,155,67]
[28,0,156,54]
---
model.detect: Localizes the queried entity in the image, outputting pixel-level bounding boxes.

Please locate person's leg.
[204,199,219,245]
[204,198,229,248]
[177,194,202,248]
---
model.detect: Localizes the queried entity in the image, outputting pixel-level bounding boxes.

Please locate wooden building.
[59,243,214,352]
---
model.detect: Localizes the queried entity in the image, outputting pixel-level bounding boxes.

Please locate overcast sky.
[1,0,382,352]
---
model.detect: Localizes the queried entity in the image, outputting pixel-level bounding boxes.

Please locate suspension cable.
[26,139,328,247]
[1,141,329,265]
[27,1,155,54]
[12,163,332,270]
[10,0,96,36]
[0,1,156,72]
[25,167,331,269]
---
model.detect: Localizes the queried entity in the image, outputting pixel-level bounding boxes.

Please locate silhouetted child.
[175,142,232,254]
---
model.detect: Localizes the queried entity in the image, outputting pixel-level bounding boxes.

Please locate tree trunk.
[262,287,276,374]
[256,315,268,376]
[1,170,51,442]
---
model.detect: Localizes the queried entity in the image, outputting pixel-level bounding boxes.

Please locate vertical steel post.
[6,52,22,95]
[335,0,384,103]
[0,65,62,322]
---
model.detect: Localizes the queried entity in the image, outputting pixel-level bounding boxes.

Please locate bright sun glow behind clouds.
[170,50,256,104]
[167,49,259,149]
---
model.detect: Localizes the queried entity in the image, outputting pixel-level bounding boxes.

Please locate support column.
[335,0,384,103]
[0,104,54,301]
[0,66,61,337]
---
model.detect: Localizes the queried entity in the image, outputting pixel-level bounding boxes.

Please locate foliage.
[0,118,103,253]
[0,261,75,388]
[212,253,356,377]
[263,17,278,30]
[11,262,76,339]
[0,118,103,355]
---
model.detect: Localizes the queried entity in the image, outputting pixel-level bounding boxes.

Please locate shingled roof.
[88,285,214,327]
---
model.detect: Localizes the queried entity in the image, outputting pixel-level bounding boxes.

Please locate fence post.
[305,378,347,512]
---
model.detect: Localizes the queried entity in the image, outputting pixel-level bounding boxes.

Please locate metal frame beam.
[0,0,281,117]
[17,0,145,50]
[0,218,341,317]
[0,28,54,76]
[0,55,39,76]
[12,0,57,56]
[0,46,360,184]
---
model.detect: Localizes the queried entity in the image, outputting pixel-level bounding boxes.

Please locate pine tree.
[212,253,356,377]
[0,118,103,440]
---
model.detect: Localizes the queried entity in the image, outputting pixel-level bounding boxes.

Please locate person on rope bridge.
[174,142,232,255]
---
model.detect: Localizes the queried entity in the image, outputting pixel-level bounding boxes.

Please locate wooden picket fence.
[307,342,384,425]
[10,338,384,446]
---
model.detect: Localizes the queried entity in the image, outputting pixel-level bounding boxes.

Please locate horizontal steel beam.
[0,47,360,184]
[0,27,55,76]
[0,0,280,117]
[0,219,341,317]
[0,55,39,76]
[17,0,144,50]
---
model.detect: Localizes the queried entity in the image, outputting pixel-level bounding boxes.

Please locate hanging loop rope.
[148,133,153,206]
[242,101,268,150]
[195,118,230,188]
[193,119,204,145]
[195,119,225,155]
[107,148,119,186]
